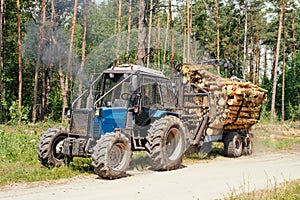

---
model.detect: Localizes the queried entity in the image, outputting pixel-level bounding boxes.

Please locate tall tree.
[242,0,248,80]
[249,14,254,82]
[291,0,296,79]
[186,0,191,62]
[235,2,241,75]
[32,0,46,123]
[281,9,287,121]
[254,33,260,85]
[65,0,78,115]
[116,0,122,65]
[263,47,267,82]
[215,0,220,74]
[0,0,4,121]
[270,0,285,122]
[146,0,153,67]
[77,0,88,108]
[125,0,132,63]
[168,0,174,71]
[67,0,78,76]
[282,35,286,121]
[137,0,146,66]
[163,0,170,69]
[156,4,161,69]
[17,0,22,123]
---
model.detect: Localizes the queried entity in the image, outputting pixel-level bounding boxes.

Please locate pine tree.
[270,0,285,122]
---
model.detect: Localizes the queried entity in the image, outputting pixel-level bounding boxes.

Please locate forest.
[0,0,299,124]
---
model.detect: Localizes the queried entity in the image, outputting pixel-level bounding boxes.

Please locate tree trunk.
[40,1,47,122]
[235,4,241,75]
[281,14,286,121]
[146,0,153,67]
[215,0,220,74]
[270,0,285,122]
[137,0,146,66]
[271,44,276,80]
[66,0,78,99]
[125,0,132,63]
[0,0,4,120]
[263,47,267,82]
[254,33,260,85]
[282,40,286,121]
[168,0,174,74]
[157,6,161,70]
[116,0,122,65]
[163,1,170,70]
[17,0,22,123]
[189,1,192,62]
[32,0,46,123]
[242,0,248,80]
[186,0,190,63]
[291,0,296,79]
[229,41,233,65]
[249,31,253,82]
[77,0,88,109]
[40,64,46,121]
[58,57,68,120]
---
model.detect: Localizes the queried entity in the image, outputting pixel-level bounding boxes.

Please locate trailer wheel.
[145,115,186,170]
[242,137,253,155]
[223,132,243,157]
[37,127,68,167]
[92,132,131,179]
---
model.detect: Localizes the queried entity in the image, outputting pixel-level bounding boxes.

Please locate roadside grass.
[252,121,300,152]
[0,124,93,187]
[224,179,300,200]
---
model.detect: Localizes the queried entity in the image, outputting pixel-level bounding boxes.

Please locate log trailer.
[37,62,267,179]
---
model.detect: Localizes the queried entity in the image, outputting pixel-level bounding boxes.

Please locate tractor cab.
[70,64,177,141]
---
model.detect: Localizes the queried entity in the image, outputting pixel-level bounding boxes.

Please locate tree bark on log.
[177,64,267,133]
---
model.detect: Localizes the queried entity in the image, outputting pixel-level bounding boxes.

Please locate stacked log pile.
[178,64,267,135]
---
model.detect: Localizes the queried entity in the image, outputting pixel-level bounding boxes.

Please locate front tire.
[146,115,186,170]
[92,132,131,179]
[37,127,68,167]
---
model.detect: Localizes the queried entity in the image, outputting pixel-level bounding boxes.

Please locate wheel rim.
[51,136,66,163]
[109,143,126,170]
[165,128,182,161]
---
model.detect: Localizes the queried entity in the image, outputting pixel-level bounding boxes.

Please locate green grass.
[252,122,300,152]
[0,130,93,186]
[224,179,300,200]
[261,137,300,150]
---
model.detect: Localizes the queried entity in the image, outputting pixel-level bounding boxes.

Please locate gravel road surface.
[1,152,300,200]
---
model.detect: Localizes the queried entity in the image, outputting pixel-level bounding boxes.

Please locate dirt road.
[1,152,300,200]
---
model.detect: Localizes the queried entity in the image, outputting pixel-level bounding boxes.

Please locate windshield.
[95,73,134,108]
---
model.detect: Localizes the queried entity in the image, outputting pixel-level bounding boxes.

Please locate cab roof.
[103,64,166,78]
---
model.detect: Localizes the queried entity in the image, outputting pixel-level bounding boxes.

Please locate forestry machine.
[37,62,266,179]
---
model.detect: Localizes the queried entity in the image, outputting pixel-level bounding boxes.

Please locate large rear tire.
[145,115,186,170]
[37,127,68,167]
[223,132,243,158]
[92,132,131,179]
